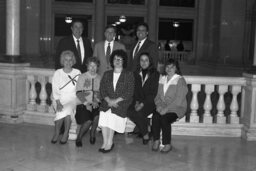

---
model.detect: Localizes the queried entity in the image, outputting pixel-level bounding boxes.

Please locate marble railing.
[159,50,190,63]
[22,68,246,137]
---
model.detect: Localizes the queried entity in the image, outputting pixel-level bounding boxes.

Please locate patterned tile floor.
[0,123,256,171]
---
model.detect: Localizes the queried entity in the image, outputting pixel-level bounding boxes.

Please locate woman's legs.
[60,115,71,143]
[105,128,115,150]
[51,118,64,142]
[101,127,109,149]
[160,113,178,152]
[90,115,99,144]
[76,120,92,146]
[152,111,161,150]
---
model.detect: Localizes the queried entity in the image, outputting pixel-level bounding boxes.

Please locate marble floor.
[1,123,256,171]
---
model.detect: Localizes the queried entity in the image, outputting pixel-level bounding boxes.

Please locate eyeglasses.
[114,58,123,62]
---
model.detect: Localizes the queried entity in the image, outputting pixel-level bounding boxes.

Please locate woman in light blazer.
[152,58,188,153]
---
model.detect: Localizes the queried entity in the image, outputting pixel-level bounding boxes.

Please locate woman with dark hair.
[152,59,188,153]
[75,57,101,147]
[127,52,159,145]
[98,49,134,153]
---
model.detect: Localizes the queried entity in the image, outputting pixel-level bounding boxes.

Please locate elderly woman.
[51,50,81,144]
[98,49,134,153]
[152,59,188,153]
[75,57,101,147]
[127,52,159,145]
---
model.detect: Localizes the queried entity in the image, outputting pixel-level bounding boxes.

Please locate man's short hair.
[136,22,149,31]
[71,19,84,28]
[105,25,117,33]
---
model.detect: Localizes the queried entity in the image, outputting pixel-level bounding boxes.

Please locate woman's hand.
[56,100,63,112]
[135,103,144,112]
[92,102,99,109]
[86,104,92,112]
[159,107,168,115]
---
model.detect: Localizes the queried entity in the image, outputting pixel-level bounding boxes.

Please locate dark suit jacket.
[55,35,93,73]
[128,39,159,71]
[130,69,159,115]
[99,69,134,118]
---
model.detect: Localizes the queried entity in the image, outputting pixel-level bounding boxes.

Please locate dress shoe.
[59,140,67,145]
[98,148,104,152]
[51,139,57,144]
[102,144,115,153]
[160,145,172,153]
[89,137,96,145]
[152,140,160,151]
[142,138,150,145]
[76,140,82,147]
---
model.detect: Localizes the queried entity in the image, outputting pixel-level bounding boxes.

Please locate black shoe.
[102,144,115,153]
[59,140,67,145]
[142,138,150,145]
[98,148,104,152]
[51,139,57,144]
[90,137,96,145]
[76,140,82,147]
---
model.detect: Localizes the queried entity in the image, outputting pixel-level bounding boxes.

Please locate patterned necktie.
[76,39,81,61]
[106,42,111,64]
[134,41,141,58]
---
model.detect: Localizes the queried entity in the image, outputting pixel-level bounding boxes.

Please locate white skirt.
[98,109,127,133]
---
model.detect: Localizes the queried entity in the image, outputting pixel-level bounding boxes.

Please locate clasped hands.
[105,97,124,108]
[156,106,168,115]
[134,101,144,112]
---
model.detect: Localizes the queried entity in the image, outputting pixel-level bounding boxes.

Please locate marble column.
[147,0,158,43]
[4,0,22,63]
[94,0,105,44]
[241,73,256,141]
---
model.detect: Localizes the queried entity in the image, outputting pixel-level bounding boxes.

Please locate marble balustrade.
[22,68,247,138]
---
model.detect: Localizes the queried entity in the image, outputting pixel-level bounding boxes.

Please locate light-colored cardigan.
[154,75,188,118]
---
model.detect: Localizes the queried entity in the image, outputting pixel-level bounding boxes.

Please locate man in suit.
[93,25,126,76]
[55,20,93,73]
[128,22,159,72]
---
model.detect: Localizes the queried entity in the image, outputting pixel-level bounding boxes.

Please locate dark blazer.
[55,35,93,73]
[132,69,160,115]
[128,39,159,71]
[99,70,134,118]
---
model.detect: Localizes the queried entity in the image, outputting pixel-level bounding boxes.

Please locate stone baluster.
[27,75,37,111]
[203,84,214,123]
[48,76,55,114]
[216,85,228,124]
[190,84,201,123]
[37,76,47,112]
[230,85,241,124]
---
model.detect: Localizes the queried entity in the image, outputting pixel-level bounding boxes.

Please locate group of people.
[51,20,188,153]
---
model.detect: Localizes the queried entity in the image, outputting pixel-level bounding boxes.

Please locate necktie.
[134,41,141,58]
[106,42,111,64]
[76,39,82,61]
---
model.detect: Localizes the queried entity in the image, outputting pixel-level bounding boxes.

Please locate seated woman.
[127,52,159,145]
[51,50,81,144]
[152,59,188,153]
[98,49,134,153]
[75,57,101,147]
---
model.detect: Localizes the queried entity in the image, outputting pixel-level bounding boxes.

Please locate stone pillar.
[94,0,105,44]
[147,0,158,43]
[0,63,30,123]
[241,73,256,141]
[4,0,22,63]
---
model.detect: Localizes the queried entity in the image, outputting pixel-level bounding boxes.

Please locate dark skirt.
[75,104,99,125]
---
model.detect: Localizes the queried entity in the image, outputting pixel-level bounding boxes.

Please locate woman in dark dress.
[127,52,159,144]
[98,50,134,153]
[75,57,101,147]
